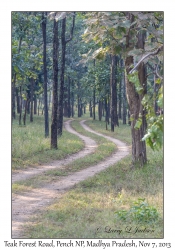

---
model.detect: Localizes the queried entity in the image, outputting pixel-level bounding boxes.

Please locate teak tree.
[57,13,75,136]
[51,18,59,149]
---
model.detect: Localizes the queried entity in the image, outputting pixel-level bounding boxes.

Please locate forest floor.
[12,119,129,238]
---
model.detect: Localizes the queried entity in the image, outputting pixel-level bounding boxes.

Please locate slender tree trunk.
[84,105,86,114]
[30,78,34,122]
[12,37,22,120]
[58,14,75,136]
[19,86,22,125]
[102,101,105,117]
[51,18,59,149]
[118,65,122,119]
[58,18,66,134]
[154,64,158,115]
[121,59,127,124]
[12,75,16,119]
[27,100,30,114]
[42,11,49,137]
[71,80,74,117]
[34,95,37,115]
[78,95,81,117]
[81,101,83,116]
[90,100,92,117]
[23,98,28,126]
[38,98,40,116]
[104,97,109,130]
[63,88,68,117]
[49,90,52,109]
[98,100,102,121]
[110,55,118,131]
[16,88,20,114]
[93,89,96,120]
[68,76,71,117]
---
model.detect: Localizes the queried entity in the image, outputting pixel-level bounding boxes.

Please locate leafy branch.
[129,46,163,74]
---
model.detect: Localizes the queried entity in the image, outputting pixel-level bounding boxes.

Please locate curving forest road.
[12,120,129,238]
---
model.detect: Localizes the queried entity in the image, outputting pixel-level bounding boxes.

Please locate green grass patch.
[12,116,84,170]
[85,118,132,145]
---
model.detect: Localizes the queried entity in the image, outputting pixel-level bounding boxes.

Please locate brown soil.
[12,120,129,238]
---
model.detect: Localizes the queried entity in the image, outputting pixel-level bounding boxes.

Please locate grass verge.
[12,116,84,170]
[85,118,132,145]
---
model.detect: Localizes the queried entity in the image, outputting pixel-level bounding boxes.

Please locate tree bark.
[23,98,28,126]
[98,100,102,121]
[118,71,122,119]
[93,89,96,120]
[110,55,118,131]
[34,96,37,115]
[68,76,71,117]
[30,78,34,122]
[19,86,22,125]
[90,100,92,117]
[16,88,20,114]
[42,11,49,137]
[63,84,68,117]
[12,75,16,119]
[51,18,59,149]
[78,94,81,117]
[121,59,127,124]
[71,80,74,117]
[58,14,75,136]
[125,23,147,166]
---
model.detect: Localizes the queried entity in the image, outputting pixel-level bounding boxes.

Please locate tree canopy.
[12,11,163,166]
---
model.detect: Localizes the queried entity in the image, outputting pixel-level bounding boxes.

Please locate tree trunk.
[93,89,96,120]
[12,75,16,119]
[63,88,68,117]
[81,102,83,116]
[23,98,28,126]
[71,80,74,117]
[27,100,30,114]
[38,98,40,116]
[90,100,92,117]
[51,18,59,149]
[16,88,20,114]
[78,95,81,117]
[118,69,122,119]
[58,14,75,136]
[110,55,118,132]
[84,105,86,114]
[121,59,127,124]
[34,95,37,115]
[102,101,105,117]
[42,11,49,137]
[57,18,66,136]
[12,37,22,120]
[19,86,22,125]
[30,78,34,122]
[154,64,158,115]
[125,23,147,166]
[68,76,71,118]
[98,100,102,121]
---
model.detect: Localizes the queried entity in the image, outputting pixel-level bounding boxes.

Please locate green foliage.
[115,198,159,224]
[127,72,144,94]
[141,114,163,150]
